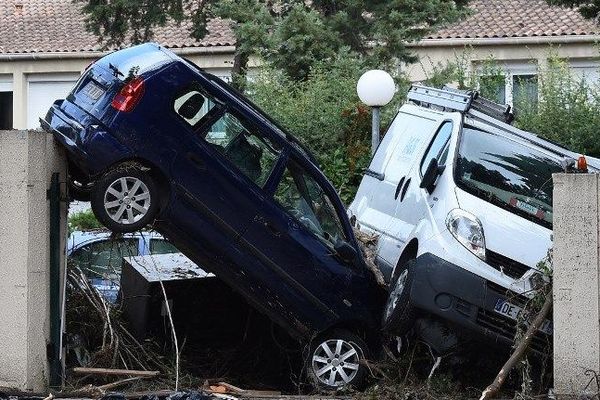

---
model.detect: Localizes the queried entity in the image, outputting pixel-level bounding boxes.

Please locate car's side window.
[149,239,178,255]
[203,111,281,188]
[275,159,347,249]
[420,121,453,176]
[70,239,139,279]
[174,89,216,126]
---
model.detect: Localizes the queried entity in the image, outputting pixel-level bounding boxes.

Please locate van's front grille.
[486,251,531,279]
[476,308,551,354]
[486,281,530,308]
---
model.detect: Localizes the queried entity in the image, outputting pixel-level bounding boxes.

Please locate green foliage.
[514,58,600,158]
[248,54,406,204]
[68,209,102,234]
[78,0,470,82]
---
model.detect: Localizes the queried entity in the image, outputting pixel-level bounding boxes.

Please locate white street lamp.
[357,70,396,155]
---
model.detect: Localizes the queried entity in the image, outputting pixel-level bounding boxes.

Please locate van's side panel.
[349,105,443,279]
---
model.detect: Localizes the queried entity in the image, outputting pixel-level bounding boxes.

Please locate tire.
[307,329,370,391]
[381,259,417,334]
[91,165,159,233]
[69,179,93,202]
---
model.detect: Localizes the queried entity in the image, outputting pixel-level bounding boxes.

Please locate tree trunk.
[231,49,249,92]
[479,290,553,400]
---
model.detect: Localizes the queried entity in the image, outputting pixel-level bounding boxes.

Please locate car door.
[169,84,282,247]
[240,154,369,334]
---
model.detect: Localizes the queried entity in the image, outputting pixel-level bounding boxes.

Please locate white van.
[349,85,598,350]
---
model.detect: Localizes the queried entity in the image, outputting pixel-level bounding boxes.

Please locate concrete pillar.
[553,173,600,396]
[0,130,67,391]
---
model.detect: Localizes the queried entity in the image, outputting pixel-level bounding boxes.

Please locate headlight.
[446,209,486,260]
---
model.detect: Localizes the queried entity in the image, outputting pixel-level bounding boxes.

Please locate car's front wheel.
[91,165,159,233]
[381,259,417,334]
[307,330,370,391]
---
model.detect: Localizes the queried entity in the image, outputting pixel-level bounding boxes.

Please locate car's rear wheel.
[91,166,159,233]
[307,330,370,391]
[382,259,417,334]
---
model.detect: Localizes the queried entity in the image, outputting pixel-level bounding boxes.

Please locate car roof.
[68,230,165,250]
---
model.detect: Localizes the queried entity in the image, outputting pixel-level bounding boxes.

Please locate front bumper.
[409,253,551,353]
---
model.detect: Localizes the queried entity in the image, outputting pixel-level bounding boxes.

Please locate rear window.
[98,44,172,80]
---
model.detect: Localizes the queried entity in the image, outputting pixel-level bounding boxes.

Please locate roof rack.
[406,84,515,124]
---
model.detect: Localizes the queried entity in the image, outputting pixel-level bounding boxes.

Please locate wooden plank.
[72,367,160,377]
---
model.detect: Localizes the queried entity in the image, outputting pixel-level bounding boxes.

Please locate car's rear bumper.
[408,253,551,353]
[41,100,132,177]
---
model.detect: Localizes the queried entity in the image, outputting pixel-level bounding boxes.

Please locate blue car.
[43,43,384,389]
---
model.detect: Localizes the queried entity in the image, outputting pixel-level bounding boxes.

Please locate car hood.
[454,187,552,270]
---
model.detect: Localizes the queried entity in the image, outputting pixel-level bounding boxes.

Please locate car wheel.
[381,259,417,334]
[91,166,159,233]
[307,330,370,391]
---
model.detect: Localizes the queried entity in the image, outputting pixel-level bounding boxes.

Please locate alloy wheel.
[103,176,151,225]
[312,338,362,387]
[384,269,409,320]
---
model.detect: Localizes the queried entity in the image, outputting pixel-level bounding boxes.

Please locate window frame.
[171,81,225,130]
[271,154,351,249]
[419,120,454,178]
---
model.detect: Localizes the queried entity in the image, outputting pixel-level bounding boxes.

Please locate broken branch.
[479,289,553,400]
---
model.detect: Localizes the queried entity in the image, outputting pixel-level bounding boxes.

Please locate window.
[455,127,563,228]
[420,121,453,176]
[174,89,216,126]
[150,239,178,255]
[275,160,346,248]
[479,75,506,104]
[70,238,139,280]
[512,75,538,106]
[0,92,12,129]
[204,112,281,187]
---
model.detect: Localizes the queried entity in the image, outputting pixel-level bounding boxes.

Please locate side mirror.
[420,158,444,194]
[335,241,358,263]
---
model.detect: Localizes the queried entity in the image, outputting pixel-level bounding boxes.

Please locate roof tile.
[0,0,235,54]
[429,0,599,39]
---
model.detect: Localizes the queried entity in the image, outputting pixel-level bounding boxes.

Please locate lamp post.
[356,70,396,155]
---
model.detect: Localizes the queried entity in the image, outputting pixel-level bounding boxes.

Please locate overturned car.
[43,43,385,390]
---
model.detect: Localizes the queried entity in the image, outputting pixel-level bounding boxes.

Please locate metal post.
[371,106,381,155]
[48,172,62,388]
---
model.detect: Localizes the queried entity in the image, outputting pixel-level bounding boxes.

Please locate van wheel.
[382,259,417,334]
[307,330,370,391]
[91,166,159,233]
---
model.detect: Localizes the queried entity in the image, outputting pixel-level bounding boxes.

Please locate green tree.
[545,0,600,19]
[78,0,469,84]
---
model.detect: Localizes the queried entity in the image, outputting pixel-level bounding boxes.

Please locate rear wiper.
[108,63,124,78]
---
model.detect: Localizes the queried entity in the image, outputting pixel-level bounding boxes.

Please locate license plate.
[83,81,104,100]
[493,299,553,335]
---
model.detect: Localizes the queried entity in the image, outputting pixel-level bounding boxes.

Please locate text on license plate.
[84,82,104,100]
[493,299,553,335]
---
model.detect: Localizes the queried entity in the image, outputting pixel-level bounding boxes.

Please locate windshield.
[455,127,564,228]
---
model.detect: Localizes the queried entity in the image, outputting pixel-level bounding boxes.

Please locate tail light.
[111,76,145,112]
[578,155,588,172]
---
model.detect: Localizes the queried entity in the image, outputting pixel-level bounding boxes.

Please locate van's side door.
[389,114,462,256]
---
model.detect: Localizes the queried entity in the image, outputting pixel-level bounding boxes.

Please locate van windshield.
[455,127,563,228]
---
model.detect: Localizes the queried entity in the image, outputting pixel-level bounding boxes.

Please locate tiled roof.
[429,0,600,39]
[0,0,236,54]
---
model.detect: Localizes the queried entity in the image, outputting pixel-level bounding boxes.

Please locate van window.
[204,111,281,187]
[420,121,453,176]
[455,127,563,228]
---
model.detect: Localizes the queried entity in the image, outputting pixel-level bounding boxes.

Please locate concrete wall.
[553,173,600,396]
[0,130,67,391]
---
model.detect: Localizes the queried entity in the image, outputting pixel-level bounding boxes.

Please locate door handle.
[400,178,411,202]
[394,177,406,200]
[187,153,206,170]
